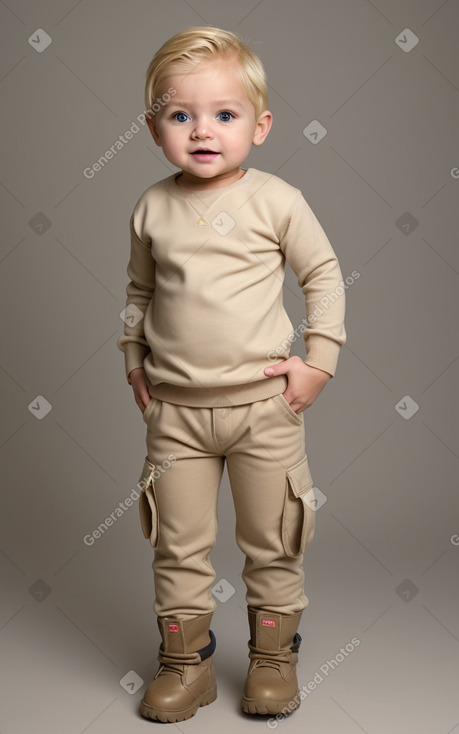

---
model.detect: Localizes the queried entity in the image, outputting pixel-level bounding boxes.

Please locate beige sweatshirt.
[117,167,346,407]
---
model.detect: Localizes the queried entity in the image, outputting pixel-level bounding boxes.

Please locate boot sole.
[140,686,217,723]
[241,695,300,716]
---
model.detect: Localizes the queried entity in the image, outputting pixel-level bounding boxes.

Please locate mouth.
[191,149,220,160]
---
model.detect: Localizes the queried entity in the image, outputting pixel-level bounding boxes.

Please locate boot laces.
[250,649,293,671]
[156,662,184,679]
[251,658,283,672]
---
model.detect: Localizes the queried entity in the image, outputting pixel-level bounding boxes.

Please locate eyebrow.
[165,99,245,109]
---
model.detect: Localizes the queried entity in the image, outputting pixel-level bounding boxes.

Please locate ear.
[146,112,162,146]
[252,110,273,146]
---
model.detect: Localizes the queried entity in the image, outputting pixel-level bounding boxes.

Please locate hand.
[264,356,331,413]
[129,367,151,413]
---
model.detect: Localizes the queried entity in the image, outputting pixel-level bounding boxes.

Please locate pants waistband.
[148,374,288,407]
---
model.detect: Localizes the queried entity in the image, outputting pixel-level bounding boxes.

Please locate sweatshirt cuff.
[303,336,342,378]
[123,343,151,384]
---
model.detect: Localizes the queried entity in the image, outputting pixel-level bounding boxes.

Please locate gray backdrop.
[1,1,458,732]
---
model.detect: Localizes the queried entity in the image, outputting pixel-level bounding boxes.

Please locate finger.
[264,359,290,376]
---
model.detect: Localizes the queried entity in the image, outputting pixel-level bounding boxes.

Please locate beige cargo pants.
[137,390,316,619]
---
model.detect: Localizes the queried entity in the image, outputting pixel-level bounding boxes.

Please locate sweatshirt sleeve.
[117,213,156,384]
[278,191,346,377]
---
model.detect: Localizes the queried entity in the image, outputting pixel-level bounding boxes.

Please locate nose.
[191,116,214,140]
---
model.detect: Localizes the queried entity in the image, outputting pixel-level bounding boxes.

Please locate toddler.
[118,25,346,723]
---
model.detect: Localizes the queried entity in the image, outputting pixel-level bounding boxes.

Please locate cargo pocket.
[282,455,316,557]
[138,456,159,548]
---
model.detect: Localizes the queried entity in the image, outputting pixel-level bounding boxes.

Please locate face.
[147,54,272,190]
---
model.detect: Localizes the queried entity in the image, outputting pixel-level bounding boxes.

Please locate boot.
[140,612,217,723]
[241,606,302,716]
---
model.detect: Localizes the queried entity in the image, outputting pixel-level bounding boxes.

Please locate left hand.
[264,356,331,413]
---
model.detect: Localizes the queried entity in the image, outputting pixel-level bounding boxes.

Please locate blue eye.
[173,112,189,123]
[218,111,234,122]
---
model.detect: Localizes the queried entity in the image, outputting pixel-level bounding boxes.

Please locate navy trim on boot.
[196,629,216,661]
[290,632,302,653]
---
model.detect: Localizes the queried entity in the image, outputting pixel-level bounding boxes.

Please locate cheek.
[155,117,178,142]
[228,122,255,144]
[161,129,182,150]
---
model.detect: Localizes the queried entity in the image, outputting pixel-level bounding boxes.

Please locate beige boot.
[241,607,302,716]
[140,612,217,723]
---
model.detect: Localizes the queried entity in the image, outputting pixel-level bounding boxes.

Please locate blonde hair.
[145,26,269,119]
